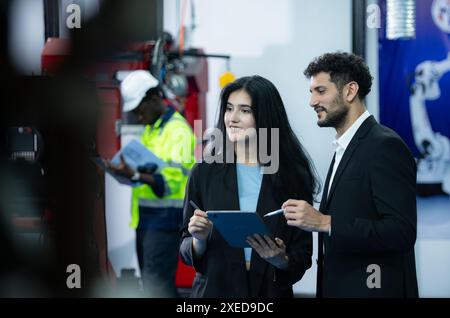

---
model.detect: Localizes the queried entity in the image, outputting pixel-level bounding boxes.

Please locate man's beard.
[317,95,349,128]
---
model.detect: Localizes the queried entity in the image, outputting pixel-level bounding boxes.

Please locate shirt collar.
[333,110,371,152]
[152,104,176,130]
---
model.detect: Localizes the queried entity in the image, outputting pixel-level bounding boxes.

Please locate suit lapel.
[317,154,335,297]
[319,154,335,212]
[220,164,250,295]
[248,173,278,295]
[230,166,279,296]
[324,116,377,210]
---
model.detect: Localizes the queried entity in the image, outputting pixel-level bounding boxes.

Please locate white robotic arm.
[409,53,450,194]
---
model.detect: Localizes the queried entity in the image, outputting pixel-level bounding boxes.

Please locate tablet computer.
[206,211,271,248]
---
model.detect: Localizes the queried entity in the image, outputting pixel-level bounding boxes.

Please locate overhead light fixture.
[386,0,416,40]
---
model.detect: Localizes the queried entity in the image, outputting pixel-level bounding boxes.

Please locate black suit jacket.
[180,162,312,298]
[317,116,419,298]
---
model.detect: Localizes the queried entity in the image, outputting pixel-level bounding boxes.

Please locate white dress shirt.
[327,110,371,197]
[326,111,371,237]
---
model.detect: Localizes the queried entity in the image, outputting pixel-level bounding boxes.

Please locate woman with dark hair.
[180,75,318,297]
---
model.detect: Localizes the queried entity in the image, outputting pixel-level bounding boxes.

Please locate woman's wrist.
[192,237,207,258]
[270,254,289,270]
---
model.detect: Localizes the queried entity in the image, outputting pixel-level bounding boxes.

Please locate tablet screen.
[206,211,270,248]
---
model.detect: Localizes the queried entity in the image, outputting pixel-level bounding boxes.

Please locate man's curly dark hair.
[303,52,373,100]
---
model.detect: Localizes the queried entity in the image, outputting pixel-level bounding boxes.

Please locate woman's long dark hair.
[212,75,320,203]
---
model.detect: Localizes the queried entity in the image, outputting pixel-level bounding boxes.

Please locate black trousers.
[136,228,180,297]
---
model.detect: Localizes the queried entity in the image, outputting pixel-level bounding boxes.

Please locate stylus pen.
[189,200,201,211]
[263,208,285,217]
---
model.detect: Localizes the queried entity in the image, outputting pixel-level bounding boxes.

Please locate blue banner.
[379,0,450,200]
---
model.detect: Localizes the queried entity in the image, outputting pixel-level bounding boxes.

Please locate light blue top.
[236,163,263,267]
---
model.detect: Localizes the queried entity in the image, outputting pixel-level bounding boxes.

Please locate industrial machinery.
[41,32,208,293]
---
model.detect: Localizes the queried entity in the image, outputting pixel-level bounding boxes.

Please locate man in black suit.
[282,52,418,297]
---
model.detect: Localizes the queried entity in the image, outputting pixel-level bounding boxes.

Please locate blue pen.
[263,208,285,217]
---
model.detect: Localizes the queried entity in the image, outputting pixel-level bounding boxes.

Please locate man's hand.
[105,154,135,179]
[282,199,331,233]
[247,234,289,270]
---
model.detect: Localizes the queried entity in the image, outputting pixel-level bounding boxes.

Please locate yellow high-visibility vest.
[130,111,195,229]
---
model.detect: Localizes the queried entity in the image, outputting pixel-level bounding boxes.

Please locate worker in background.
[107,70,195,297]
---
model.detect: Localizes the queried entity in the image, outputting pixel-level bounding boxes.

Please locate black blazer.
[180,162,312,298]
[317,116,419,298]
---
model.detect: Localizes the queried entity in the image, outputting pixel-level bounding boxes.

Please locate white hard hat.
[120,70,159,112]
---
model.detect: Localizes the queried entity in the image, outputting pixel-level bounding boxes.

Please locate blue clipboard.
[206,211,271,248]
